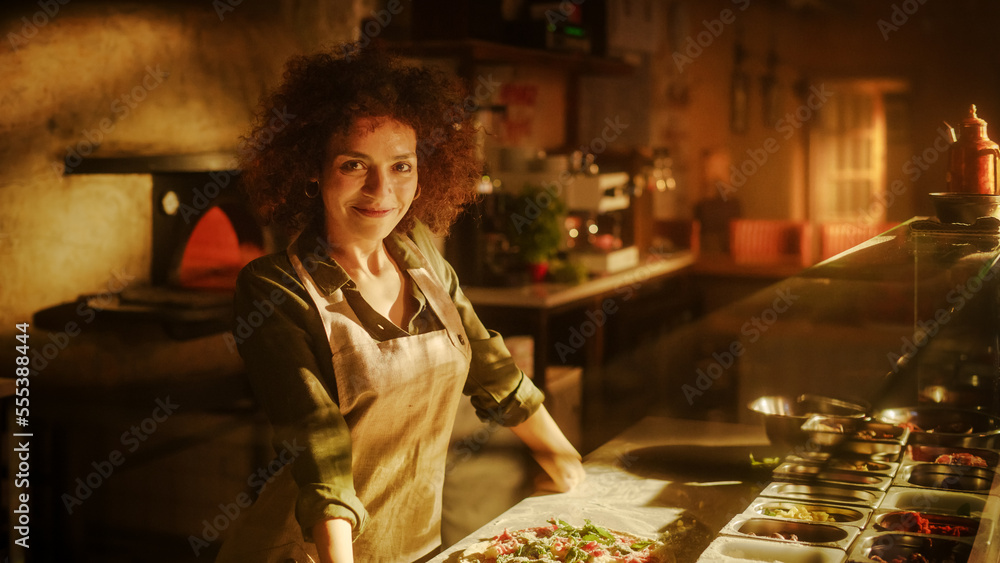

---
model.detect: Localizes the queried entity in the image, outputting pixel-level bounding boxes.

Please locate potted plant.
[504,184,567,282]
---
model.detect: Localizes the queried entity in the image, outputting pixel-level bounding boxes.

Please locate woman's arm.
[313,519,354,563]
[509,404,586,492]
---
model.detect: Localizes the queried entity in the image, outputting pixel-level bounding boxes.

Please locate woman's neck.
[327,238,390,278]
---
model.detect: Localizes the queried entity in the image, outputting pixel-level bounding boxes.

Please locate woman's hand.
[313,518,354,563]
[510,405,585,493]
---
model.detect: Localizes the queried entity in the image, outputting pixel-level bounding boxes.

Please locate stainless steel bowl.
[749,395,868,446]
[874,406,1000,448]
[930,192,1000,224]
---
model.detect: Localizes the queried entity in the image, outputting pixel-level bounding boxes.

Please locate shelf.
[63,152,238,175]
[389,39,635,75]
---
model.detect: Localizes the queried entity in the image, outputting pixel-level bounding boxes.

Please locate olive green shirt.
[232,220,544,540]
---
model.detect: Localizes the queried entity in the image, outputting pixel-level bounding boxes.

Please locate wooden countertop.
[461,252,695,310]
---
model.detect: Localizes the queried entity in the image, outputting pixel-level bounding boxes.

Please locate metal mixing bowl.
[929,192,1000,224]
[748,395,868,446]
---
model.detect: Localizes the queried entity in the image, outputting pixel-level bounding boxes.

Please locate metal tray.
[746,499,872,528]
[846,530,973,563]
[720,514,859,550]
[697,535,847,563]
[879,487,987,517]
[893,463,997,495]
[760,481,885,508]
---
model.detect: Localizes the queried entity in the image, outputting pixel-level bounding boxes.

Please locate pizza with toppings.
[459,518,668,563]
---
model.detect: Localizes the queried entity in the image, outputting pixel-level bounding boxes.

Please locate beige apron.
[217,236,471,563]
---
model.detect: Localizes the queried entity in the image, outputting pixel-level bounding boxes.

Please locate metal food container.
[879,487,987,517]
[772,464,893,491]
[824,457,899,477]
[893,463,997,494]
[760,481,885,508]
[747,499,872,528]
[721,515,860,550]
[875,406,1000,448]
[905,444,1000,468]
[872,510,980,537]
[697,535,847,563]
[846,530,973,563]
[802,416,909,449]
[837,439,903,462]
[784,451,831,465]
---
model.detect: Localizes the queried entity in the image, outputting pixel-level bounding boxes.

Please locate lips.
[353,206,394,218]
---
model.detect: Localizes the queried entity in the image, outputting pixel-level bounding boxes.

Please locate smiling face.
[318,116,418,248]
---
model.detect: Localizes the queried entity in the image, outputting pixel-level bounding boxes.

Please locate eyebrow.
[337,151,417,160]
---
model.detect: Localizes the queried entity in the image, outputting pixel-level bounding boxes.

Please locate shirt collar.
[289,218,426,294]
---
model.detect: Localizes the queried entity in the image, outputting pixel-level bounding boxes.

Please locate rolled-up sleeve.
[408,224,545,426]
[233,258,369,540]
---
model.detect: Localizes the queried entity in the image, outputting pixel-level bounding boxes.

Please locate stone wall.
[0,0,367,329]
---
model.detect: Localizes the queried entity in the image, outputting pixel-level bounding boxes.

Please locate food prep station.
[434,218,1000,563]
[701,405,999,563]
[432,412,1000,563]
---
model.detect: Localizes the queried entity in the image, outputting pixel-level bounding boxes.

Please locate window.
[808,80,908,223]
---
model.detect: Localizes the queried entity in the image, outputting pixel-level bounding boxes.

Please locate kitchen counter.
[462,252,695,310]
[432,415,1000,563]
[432,416,775,563]
[462,253,697,450]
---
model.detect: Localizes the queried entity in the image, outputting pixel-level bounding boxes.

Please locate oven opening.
[177,205,265,290]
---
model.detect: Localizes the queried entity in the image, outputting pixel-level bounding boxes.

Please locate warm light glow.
[588,223,599,234]
[179,207,262,289]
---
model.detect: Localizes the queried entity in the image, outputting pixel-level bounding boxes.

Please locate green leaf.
[630,540,654,550]
[564,546,588,563]
[583,520,615,542]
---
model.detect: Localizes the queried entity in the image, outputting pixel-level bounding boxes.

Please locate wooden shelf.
[63,152,238,175]
[388,39,635,75]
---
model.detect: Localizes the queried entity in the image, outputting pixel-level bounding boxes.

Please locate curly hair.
[238,43,482,236]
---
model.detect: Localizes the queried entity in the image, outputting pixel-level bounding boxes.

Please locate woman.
[218,44,584,563]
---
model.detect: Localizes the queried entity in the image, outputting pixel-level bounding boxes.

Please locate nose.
[363,167,391,198]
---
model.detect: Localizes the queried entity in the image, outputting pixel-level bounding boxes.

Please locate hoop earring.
[304,181,320,199]
[413,185,421,200]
